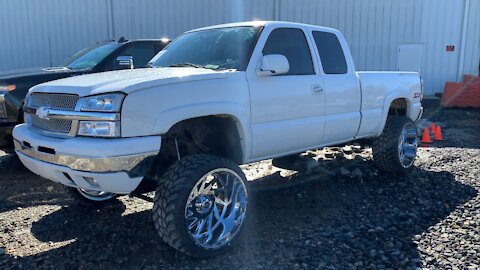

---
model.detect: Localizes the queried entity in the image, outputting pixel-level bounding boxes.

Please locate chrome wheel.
[77,188,116,201]
[398,122,418,168]
[185,168,248,250]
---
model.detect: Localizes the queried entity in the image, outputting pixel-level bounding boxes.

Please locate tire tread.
[152,154,246,257]
[372,116,416,173]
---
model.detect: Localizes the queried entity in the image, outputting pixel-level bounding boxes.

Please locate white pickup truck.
[13,21,422,257]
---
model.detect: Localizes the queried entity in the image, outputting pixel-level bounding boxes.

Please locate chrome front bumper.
[13,124,160,172]
[14,139,157,173]
[13,124,161,194]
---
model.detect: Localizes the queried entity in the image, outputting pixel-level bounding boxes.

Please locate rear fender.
[376,95,411,136]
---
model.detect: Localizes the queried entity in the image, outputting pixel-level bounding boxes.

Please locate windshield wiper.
[169,62,205,68]
[166,62,234,71]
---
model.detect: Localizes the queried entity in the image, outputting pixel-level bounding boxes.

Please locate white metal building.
[0,0,479,95]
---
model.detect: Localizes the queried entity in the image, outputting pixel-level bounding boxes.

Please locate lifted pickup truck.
[13,21,423,257]
[0,38,169,146]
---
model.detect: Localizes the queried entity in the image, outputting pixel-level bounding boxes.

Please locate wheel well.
[152,115,244,174]
[388,98,408,116]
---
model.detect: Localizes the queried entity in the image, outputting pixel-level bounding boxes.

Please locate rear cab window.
[312,31,348,74]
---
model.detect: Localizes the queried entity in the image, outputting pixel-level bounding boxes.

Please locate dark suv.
[0,37,170,146]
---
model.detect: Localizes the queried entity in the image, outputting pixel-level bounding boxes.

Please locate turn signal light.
[0,84,16,91]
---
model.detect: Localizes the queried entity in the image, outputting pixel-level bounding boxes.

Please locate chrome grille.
[29,93,79,111]
[30,115,72,133]
[28,93,79,134]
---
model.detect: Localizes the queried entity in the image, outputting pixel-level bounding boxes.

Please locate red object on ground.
[421,127,432,144]
[441,74,480,108]
[434,125,443,141]
[429,122,436,132]
[464,74,477,83]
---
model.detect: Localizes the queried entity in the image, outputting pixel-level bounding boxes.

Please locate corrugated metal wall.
[421,0,465,93]
[274,0,424,72]
[0,0,111,70]
[111,0,231,39]
[0,0,479,94]
[463,0,480,80]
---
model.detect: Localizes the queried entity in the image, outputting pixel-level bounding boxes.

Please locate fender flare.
[152,101,251,162]
[376,94,411,136]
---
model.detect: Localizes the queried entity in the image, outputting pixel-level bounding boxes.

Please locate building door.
[397,44,424,72]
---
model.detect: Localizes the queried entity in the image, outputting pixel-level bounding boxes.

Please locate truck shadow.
[3,159,477,269]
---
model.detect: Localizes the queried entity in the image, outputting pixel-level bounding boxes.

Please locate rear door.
[311,30,361,144]
[247,26,326,160]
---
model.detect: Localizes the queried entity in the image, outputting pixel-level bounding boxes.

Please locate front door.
[247,27,326,160]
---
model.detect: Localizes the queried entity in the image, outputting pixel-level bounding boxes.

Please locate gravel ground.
[0,106,479,269]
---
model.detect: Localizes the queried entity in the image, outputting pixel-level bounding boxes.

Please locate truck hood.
[30,67,233,96]
[0,67,74,81]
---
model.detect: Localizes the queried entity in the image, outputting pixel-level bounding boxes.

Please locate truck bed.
[356,71,422,138]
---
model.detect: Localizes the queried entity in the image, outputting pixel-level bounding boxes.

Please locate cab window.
[262,28,314,75]
[312,31,348,74]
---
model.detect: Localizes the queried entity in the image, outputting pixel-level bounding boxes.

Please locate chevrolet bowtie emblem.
[36,107,50,119]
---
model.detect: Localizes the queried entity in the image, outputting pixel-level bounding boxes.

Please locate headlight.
[81,93,125,112]
[0,84,16,92]
[78,121,121,137]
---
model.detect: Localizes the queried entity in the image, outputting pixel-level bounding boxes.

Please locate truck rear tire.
[152,154,248,257]
[372,116,418,173]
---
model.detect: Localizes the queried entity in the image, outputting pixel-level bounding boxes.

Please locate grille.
[30,114,72,133]
[29,93,79,111]
[28,93,79,134]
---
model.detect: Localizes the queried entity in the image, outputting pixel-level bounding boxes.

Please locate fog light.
[83,176,97,186]
[78,121,120,137]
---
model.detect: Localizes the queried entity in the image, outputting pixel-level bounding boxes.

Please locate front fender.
[120,72,251,159]
[152,101,249,136]
[151,102,251,163]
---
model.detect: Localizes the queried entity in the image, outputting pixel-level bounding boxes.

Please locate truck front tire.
[153,154,248,257]
[372,116,418,173]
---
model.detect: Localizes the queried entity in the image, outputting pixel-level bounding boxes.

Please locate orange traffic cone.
[429,122,436,132]
[421,127,433,144]
[434,125,443,141]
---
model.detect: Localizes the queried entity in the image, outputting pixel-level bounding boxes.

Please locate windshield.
[150,26,261,71]
[63,43,120,70]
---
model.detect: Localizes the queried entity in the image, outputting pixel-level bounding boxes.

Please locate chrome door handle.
[311,85,324,95]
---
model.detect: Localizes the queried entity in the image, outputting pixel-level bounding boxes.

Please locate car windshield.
[63,43,120,70]
[150,26,261,71]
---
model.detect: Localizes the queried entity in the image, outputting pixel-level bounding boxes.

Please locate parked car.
[13,21,423,257]
[0,37,170,146]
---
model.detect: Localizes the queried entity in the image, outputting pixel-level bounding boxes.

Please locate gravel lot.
[1,105,479,269]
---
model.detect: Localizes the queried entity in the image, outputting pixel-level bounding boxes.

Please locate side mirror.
[257,54,289,77]
[115,56,134,70]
